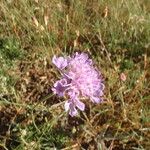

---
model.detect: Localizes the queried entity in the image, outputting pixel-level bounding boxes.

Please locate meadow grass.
[0,0,150,149]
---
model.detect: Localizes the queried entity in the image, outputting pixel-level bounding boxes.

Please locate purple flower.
[52,52,105,116]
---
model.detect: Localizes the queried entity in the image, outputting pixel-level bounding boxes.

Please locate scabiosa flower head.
[52,52,105,117]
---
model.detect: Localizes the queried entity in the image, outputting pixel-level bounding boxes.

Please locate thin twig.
[97,32,116,71]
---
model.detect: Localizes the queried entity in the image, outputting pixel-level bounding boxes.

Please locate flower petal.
[52,55,68,70]
[52,79,68,97]
[69,107,78,117]
[100,83,105,90]
[64,101,70,112]
[91,97,101,103]
[75,99,85,111]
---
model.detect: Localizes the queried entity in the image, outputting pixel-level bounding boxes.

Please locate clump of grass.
[0,38,23,63]
[0,37,24,96]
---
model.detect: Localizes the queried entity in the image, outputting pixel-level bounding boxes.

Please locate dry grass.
[0,0,150,149]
